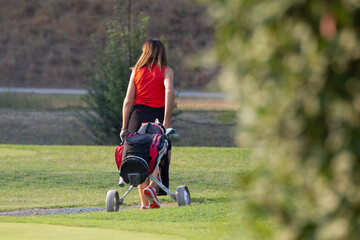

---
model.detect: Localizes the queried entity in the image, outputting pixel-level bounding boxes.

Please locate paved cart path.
[0,87,226,98]
[0,203,177,217]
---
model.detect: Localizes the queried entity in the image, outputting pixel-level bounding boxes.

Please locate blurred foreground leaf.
[201,0,360,239]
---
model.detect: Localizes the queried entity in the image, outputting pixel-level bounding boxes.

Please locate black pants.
[128,104,165,132]
[128,104,170,195]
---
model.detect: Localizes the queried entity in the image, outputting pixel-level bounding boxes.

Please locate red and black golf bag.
[115,123,169,186]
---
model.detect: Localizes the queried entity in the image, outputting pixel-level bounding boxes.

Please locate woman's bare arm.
[122,71,136,130]
[163,67,175,129]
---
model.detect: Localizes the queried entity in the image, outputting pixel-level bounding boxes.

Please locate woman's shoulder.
[164,66,174,75]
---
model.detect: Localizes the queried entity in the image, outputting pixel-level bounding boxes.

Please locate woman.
[120,38,175,210]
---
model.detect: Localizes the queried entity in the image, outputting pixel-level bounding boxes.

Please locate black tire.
[176,185,191,206]
[106,190,120,212]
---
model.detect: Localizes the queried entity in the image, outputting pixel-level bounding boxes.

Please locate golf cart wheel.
[176,185,191,206]
[106,190,120,212]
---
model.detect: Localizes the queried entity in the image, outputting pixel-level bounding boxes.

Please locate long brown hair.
[132,38,167,71]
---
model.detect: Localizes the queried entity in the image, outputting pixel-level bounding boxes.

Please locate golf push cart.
[106,122,191,212]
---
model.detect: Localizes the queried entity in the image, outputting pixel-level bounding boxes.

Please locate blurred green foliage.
[80,0,148,144]
[202,0,360,239]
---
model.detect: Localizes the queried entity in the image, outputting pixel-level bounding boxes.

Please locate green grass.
[0,222,183,240]
[0,145,271,239]
[0,93,87,110]
[216,111,237,125]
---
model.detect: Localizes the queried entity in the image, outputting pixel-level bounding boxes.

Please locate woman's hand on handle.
[120,129,128,141]
[163,120,171,129]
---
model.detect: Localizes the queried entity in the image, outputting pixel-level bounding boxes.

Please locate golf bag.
[115,123,168,186]
[137,122,171,194]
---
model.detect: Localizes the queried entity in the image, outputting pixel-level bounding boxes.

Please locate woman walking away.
[120,38,175,210]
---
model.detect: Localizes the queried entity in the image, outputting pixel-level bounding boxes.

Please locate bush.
[80,1,148,144]
[202,0,360,239]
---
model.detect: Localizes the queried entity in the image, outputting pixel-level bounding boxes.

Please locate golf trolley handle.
[149,175,176,200]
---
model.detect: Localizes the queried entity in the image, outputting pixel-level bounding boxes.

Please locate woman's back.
[134,64,166,108]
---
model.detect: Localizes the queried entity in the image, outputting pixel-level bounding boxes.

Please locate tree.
[202,0,360,239]
[81,0,148,144]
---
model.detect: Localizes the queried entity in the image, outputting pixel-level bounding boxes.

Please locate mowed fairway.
[0,145,254,239]
[0,222,184,240]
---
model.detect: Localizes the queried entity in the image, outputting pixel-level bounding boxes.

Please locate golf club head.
[165,128,179,139]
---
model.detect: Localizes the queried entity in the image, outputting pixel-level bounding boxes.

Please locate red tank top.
[133,64,166,108]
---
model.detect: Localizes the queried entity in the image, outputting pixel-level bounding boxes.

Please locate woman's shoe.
[143,186,161,208]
